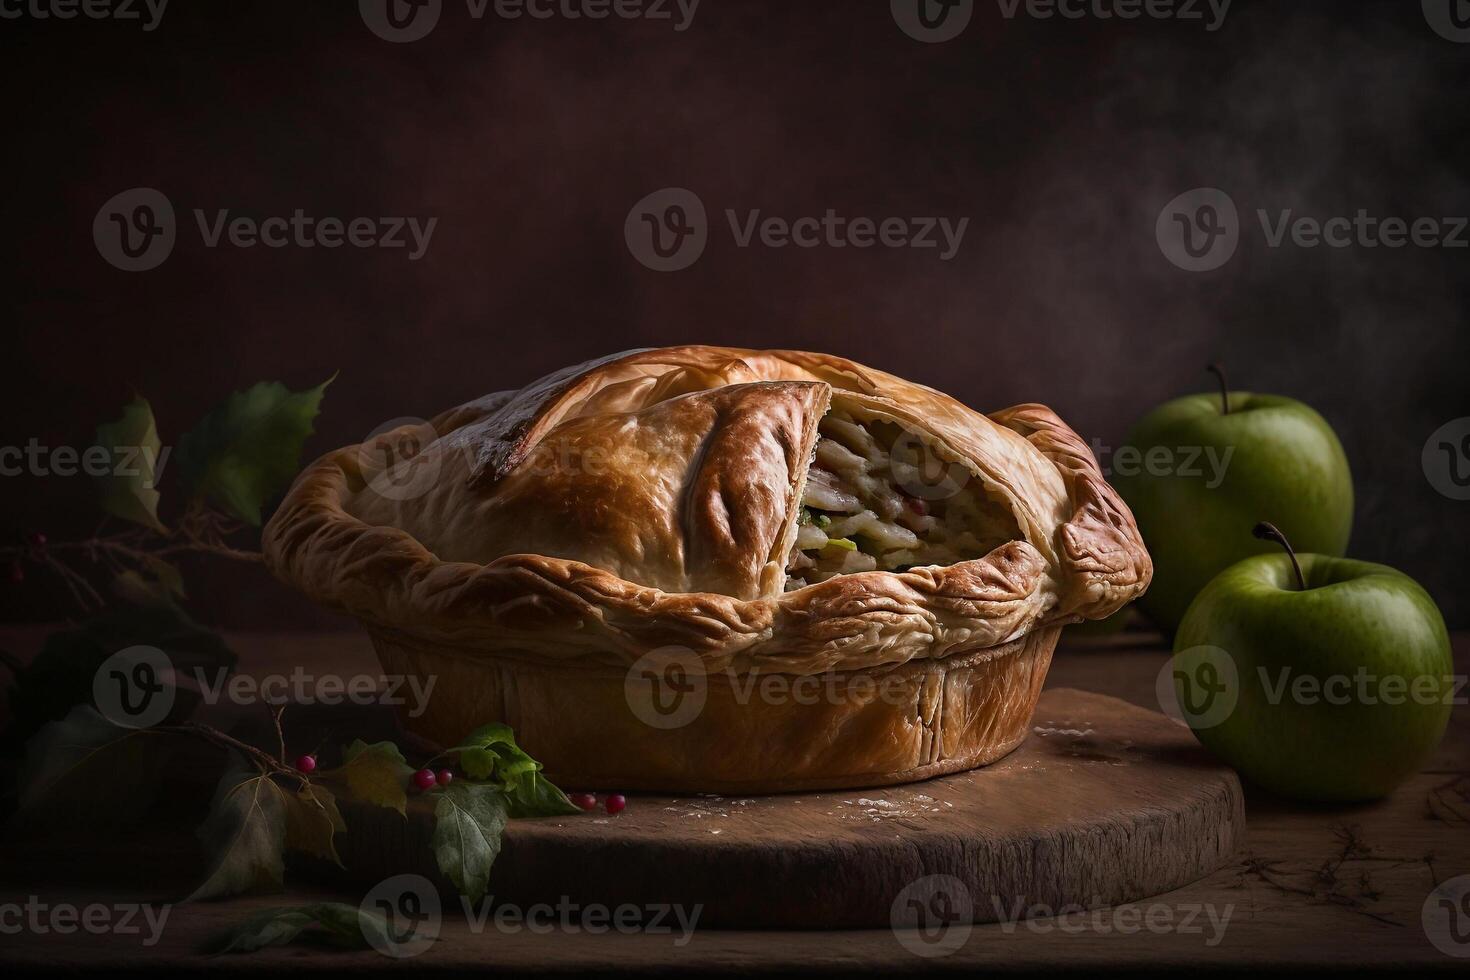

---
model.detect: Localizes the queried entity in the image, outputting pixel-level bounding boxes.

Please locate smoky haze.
[2,1,1466,627]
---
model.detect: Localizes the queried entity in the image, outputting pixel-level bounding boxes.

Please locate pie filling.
[784,408,1023,591]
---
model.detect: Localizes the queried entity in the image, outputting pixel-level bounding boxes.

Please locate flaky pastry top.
[263,347,1152,674]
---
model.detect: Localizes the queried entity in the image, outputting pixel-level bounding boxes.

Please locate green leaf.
[219,902,392,953]
[14,705,167,826]
[450,723,522,782]
[176,377,332,525]
[186,769,288,902]
[282,782,347,867]
[322,740,411,816]
[221,907,318,953]
[506,770,580,819]
[447,723,578,817]
[432,783,508,902]
[94,397,167,534]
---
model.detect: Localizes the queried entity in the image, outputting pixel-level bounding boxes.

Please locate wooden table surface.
[2,627,1467,972]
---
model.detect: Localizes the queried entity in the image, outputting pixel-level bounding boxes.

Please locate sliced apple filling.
[784,408,1023,590]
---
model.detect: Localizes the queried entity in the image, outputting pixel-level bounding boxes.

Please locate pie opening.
[783,404,1024,591]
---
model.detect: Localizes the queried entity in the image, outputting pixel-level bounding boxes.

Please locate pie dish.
[264,346,1152,792]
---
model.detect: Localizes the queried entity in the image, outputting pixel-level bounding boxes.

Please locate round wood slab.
[332,688,1244,928]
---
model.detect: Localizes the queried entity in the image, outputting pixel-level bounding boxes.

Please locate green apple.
[1114,367,1354,633]
[1172,525,1453,802]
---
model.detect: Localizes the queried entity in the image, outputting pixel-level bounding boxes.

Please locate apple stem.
[1253,521,1306,591]
[1207,363,1231,415]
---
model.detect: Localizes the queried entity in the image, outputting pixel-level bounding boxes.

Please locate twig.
[162,721,289,777]
[155,541,264,563]
[43,554,105,612]
[272,705,288,763]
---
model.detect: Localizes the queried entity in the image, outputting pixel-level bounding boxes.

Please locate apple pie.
[264,347,1151,791]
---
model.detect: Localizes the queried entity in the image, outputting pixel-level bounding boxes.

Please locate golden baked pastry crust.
[263,346,1151,790]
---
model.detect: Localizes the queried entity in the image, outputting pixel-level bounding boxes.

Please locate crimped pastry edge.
[262,348,1151,676]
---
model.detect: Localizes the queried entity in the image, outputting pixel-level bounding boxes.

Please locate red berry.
[412,768,437,791]
[25,531,47,550]
[435,769,454,786]
[905,497,928,516]
[604,793,627,815]
[570,792,597,811]
[6,560,22,585]
[295,754,317,774]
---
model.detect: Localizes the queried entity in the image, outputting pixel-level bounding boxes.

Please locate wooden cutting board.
[330,687,1244,928]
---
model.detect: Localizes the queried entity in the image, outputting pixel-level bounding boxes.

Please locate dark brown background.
[3,0,1467,628]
